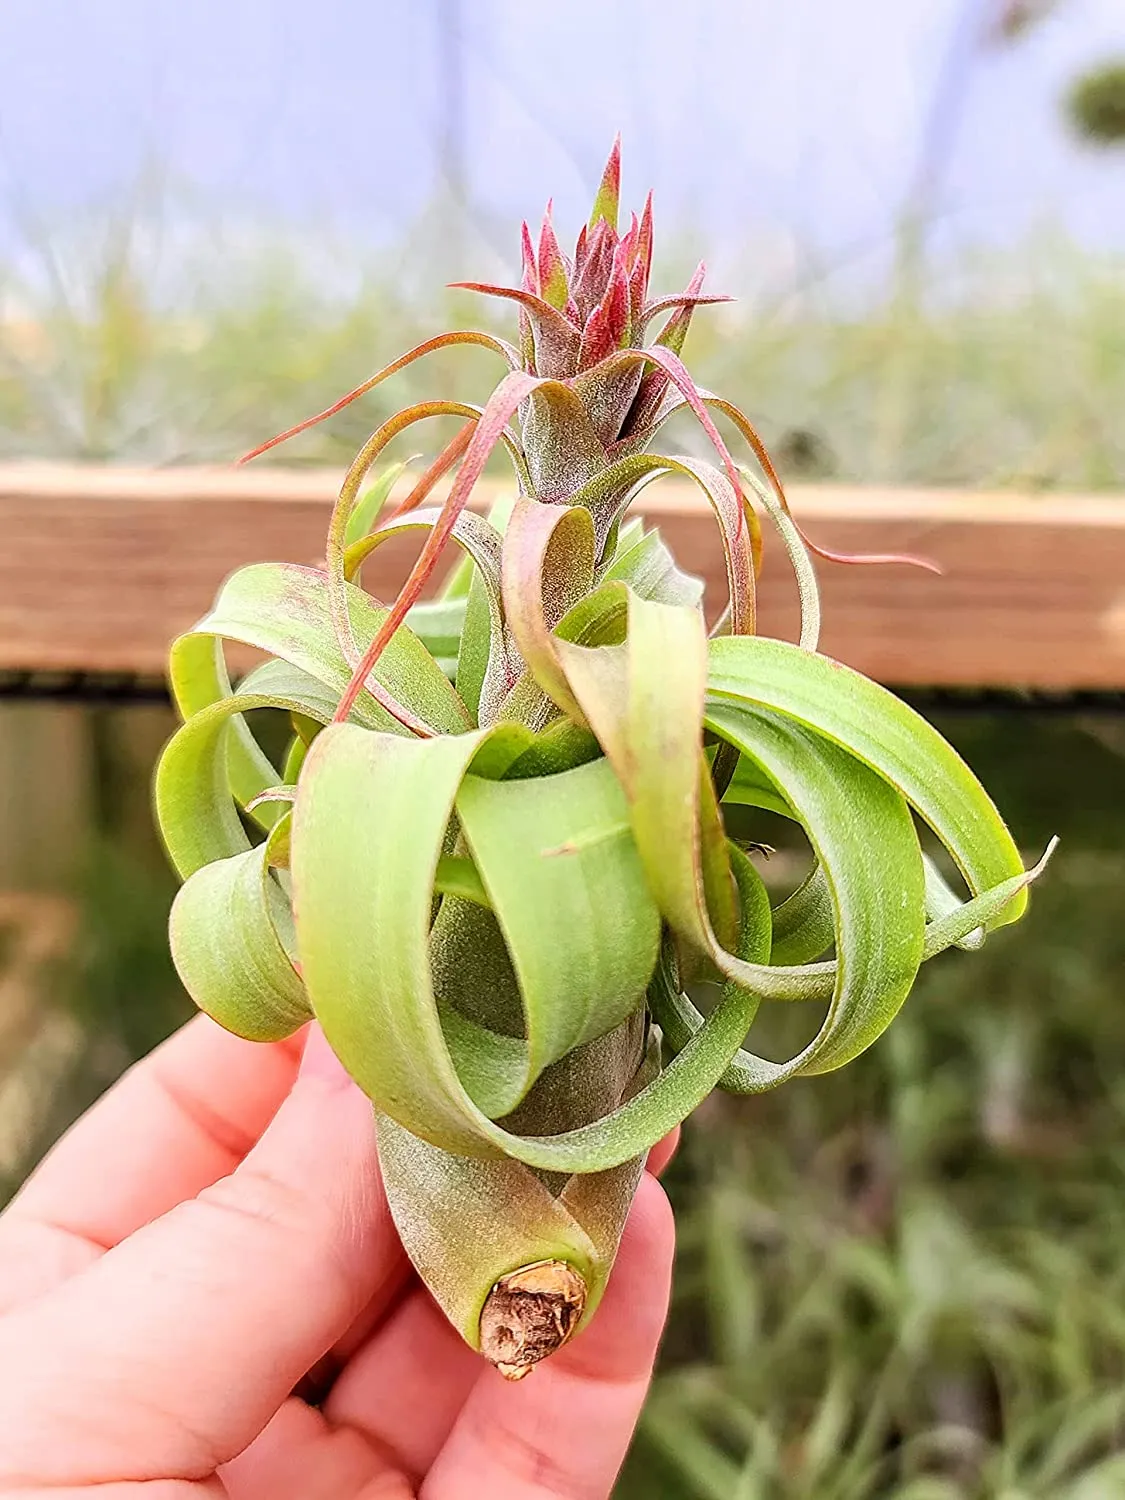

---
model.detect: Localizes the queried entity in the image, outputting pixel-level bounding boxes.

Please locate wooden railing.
[2,462,1124,690]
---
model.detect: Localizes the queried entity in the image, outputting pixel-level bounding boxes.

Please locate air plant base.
[479,1260,588,1379]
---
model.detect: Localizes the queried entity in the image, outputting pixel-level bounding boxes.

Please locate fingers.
[233,1175,675,1498]
[227,1289,479,1499]
[0,1030,405,1489]
[234,1152,679,1495]
[645,1125,680,1180]
[323,1285,482,1479]
[421,1172,675,1500]
[223,1397,414,1500]
[0,1016,304,1313]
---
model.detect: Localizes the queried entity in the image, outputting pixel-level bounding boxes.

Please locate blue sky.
[0,0,1122,285]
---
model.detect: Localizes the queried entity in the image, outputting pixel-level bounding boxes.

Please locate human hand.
[0,1017,675,1498]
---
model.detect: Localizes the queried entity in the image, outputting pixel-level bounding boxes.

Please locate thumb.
[0,1030,403,1490]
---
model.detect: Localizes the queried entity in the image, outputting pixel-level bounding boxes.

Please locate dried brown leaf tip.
[479,1260,588,1380]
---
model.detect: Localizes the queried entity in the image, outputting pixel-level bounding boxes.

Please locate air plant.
[154,142,1051,1380]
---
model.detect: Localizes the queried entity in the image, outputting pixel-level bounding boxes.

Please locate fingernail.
[299,1024,354,1089]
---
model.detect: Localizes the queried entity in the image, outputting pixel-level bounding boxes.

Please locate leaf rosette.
[155,144,1050,1377]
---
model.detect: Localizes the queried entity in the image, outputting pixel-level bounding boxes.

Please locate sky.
[0,0,1123,291]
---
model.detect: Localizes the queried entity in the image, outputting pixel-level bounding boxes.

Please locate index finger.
[0,1015,304,1312]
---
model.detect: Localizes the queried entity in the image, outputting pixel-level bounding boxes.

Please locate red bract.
[451,145,731,443]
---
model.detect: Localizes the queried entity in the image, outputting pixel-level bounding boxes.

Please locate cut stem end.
[479,1260,588,1380]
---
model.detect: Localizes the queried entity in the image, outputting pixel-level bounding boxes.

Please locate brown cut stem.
[479,1260,587,1380]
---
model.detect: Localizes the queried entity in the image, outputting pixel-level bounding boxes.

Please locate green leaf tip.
[589,134,621,232]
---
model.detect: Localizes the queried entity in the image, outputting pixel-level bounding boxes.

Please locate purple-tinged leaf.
[642,291,734,325]
[522,381,609,502]
[502,499,596,722]
[577,347,752,583]
[738,466,818,650]
[652,263,708,355]
[618,367,671,446]
[451,282,581,379]
[634,192,654,287]
[627,383,941,576]
[519,220,538,370]
[607,241,633,348]
[347,504,515,717]
[320,398,527,723]
[615,265,712,441]
[386,420,475,520]
[582,283,627,372]
[450,282,576,333]
[628,257,648,345]
[641,347,746,509]
[573,222,589,275]
[572,354,644,448]
[571,218,615,324]
[618,215,638,282]
[578,246,630,370]
[520,220,537,291]
[701,392,942,576]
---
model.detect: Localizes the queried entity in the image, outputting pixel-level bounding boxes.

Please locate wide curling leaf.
[291,723,663,1156]
[170,562,470,737]
[556,594,1045,1085]
[559,597,927,1083]
[169,837,311,1042]
[706,634,1029,926]
[157,566,470,876]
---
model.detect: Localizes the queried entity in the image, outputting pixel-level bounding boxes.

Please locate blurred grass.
[1,204,1124,488]
[3,203,1125,1496]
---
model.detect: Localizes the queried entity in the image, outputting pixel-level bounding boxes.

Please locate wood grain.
[2,462,1123,689]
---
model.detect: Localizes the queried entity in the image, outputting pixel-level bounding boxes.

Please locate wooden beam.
[2,462,1123,690]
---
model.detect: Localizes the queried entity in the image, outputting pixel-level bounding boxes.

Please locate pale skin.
[0,1018,677,1499]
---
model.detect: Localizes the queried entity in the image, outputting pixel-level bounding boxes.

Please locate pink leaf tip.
[589,134,622,232]
[537,208,569,310]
